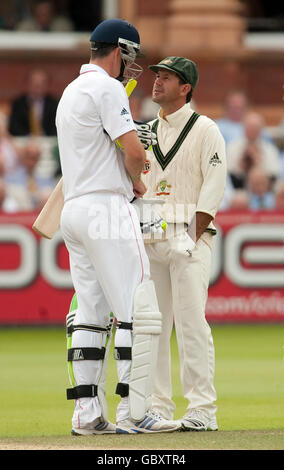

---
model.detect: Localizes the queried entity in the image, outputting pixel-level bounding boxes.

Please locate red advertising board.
[208,210,284,323]
[0,211,73,325]
[0,210,284,324]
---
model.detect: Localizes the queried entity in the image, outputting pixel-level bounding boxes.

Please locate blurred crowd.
[215,90,284,212]
[0,68,59,213]
[0,0,101,32]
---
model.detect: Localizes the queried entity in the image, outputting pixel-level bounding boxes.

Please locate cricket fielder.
[57,19,180,435]
[142,57,227,431]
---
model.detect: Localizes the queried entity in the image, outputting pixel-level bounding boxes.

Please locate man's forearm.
[188,211,213,242]
[119,130,146,181]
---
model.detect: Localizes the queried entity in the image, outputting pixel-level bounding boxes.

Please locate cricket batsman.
[57,19,180,435]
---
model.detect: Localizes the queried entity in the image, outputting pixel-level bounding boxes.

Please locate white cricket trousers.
[145,231,217,420]
[61,192,150,429]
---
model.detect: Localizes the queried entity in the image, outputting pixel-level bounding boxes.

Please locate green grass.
[0,324,284,449]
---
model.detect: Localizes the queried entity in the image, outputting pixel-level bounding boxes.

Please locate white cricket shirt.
[56,63,136,202]
[143,103,227,231]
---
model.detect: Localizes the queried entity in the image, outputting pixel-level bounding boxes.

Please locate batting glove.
[132,198,167,234]
[134,121,157,150]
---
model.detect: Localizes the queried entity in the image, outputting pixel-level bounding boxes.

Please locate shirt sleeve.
[97,78,136,141]
[196,122,227,218]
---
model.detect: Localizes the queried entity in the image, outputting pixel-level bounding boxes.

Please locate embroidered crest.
[209,152,222,166]
[161,58,173,65]
[143,159,151,174]
[156,180,172,196]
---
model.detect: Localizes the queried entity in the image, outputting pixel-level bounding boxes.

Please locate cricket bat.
[32,178,64,239]
[32,78,138,239]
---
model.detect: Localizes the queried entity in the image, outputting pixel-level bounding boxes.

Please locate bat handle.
[116,78,138,149]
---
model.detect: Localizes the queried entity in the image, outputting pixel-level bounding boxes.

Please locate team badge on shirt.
[143,160,151,174]
[156,180,172,196]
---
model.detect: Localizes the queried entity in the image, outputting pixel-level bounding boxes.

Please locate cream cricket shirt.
[143,102,227,232]
[56,64,136,202]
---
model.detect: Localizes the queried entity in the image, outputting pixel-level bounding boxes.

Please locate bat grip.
[116,79,138,148]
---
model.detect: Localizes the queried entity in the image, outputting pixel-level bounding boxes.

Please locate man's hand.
[132,198,167,234]
[118,130,146,184]
[132,178,147,198]
[188,211,213,243]
[135,121,157,150]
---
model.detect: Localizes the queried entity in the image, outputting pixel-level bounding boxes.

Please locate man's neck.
[90,48,120,78]
[89,59,113,77]
[161,101,187,120]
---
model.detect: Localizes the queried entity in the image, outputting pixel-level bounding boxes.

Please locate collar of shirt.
[79,63,110,76]
[157,102,194,129]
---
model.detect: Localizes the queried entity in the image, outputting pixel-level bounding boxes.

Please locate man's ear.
[114,46,121,59]
[181,83,191,98]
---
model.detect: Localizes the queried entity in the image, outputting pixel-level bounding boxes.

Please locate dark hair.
[178,77,193,103]
[90,42,117,60]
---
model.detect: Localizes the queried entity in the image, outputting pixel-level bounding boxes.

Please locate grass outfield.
[0,324,283,450]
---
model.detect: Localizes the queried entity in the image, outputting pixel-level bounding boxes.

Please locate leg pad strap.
[66,384,98,400]
[116,382,129,398]
[116,321,132,330]
[67,347,105,361]
[114,347,132,360]
[67,323,110,336]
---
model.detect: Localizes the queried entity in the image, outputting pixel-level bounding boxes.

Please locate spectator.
[16,0,74,32]
[247,166,275,211]
[8,68,58,137]
[129,89,160,122]
[227,111,281,189]
[219,175,236,211]
[277,116,284,178]
[52,141,62,178]
[0,178,19,212]
[216,90,272,145]
[279,155,284,180]
[4,140,55,210]
[0,3,21,30]
[274,180,284,210]
[279,116,284,139]
[229,189,250,210]
[0,112,21,175]
[216,90,248,144]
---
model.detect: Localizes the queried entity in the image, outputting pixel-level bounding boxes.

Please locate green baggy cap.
[149,56,199,89]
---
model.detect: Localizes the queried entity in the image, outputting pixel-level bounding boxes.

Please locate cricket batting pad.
[129,280,162,421]
[66,293,114,421]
